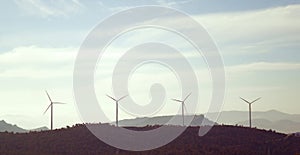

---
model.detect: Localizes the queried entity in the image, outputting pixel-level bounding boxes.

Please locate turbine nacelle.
[171,92,192,126]
[43,90,66,130]
[106,94,127,127]
[240,96,261,128]
[171,92,192,103]
[43,102,67,114]
[106,94,128,102]
[240,97,261,105]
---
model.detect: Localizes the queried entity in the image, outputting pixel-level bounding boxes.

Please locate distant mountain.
[237,119,300,133]
[0,120,48,133]
[0,120,27,133]
[117,115,215,127]
[205,110,300,133]
[29,126,49,132]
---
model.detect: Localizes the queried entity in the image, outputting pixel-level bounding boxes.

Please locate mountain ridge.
[0,120,48,133]
[117,114,215,127]
[1,109,299,133]
[205,109,300,133]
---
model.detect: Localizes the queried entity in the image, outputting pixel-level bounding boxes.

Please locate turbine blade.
[43,104,52,114]
[106,94,117,101]
[250,97,261,104]
[45,90,52,102]
[53,102,67,104]
[118,95,128,101]
[183,92,192,102]
[240,97,250,104]
[171,99,183,102]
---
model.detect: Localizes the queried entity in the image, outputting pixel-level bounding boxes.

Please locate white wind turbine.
[240,97,261,128]
[44,91,66,130]
[106,94,128,127]
[171,92,192,126]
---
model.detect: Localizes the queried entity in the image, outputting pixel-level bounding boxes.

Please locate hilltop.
[0,124,299,155]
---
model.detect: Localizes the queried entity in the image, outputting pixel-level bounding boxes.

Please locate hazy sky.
[0,0,300,129]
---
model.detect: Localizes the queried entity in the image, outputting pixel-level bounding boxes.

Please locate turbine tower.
[106,94,127,127]
[240,97,261,128]
[44,91,66,130]
[171,92,192,126]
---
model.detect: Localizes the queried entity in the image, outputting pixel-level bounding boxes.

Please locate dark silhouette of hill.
[0,120,48,133]
[117,114,215,127]
[0,124,299,155]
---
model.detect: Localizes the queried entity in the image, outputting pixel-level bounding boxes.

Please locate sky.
[0,0,300,129]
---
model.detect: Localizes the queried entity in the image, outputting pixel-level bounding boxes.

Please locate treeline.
[0,124,299,155]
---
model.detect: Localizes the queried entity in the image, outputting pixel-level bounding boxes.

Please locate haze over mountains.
[206,110,300,133]
[117,115,215,127]
[117,110,300,133]
[1,110,299,133]
[0,120,48,133]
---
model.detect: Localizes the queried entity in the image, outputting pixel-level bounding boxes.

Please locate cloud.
[0,46,79,129]
[0,46,76,78]
[196,4,300,55]
[14,0,84,18]
[156,0,193,7]
[227,62,300,73]
[89,4,300,58]
[97,1,133,12]
[1,3,300,127]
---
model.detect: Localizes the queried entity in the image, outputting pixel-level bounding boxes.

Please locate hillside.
[0,124,299,155]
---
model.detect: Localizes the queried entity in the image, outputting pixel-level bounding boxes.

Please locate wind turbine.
[240,97,261,128]
[44,91,66,130]
[106,94,127,127]
[171,92,192,126]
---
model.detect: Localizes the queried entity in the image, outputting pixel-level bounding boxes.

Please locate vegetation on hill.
[0,124,299,155]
